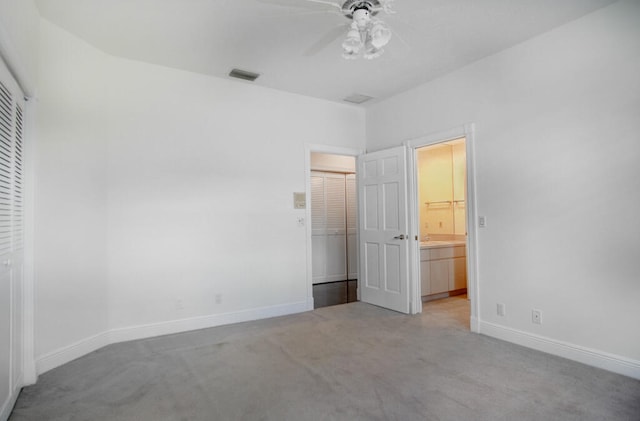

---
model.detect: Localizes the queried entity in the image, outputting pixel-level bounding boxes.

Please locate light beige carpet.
[10,297,640,420]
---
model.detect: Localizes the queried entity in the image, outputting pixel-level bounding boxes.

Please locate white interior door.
[358,146,410,313]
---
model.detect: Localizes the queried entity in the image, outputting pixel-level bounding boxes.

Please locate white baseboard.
[0,392,15,421]
[1,376,24,421]
[36,301,309,376]
[36,331,111,375]
[108,301,309,344]
[479,321,640,380]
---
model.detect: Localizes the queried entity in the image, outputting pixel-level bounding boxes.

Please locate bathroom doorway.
[406,125,479,331]
[416,138,470,326]
[309,152,359,309]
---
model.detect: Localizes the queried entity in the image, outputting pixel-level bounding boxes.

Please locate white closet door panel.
[311,172,327,283]
[312,235,327,282]
[0,71,11,420]
[325,174,346,233]
[311,174,325,235]
[346,174,357,231]
[0,270,9,415]
[347,233,358,280]
[11,258,22,387]
[0,81,12,257]
[346,174,358,279]
[12,104,23,251]
[325,234,347,282]
[0,57,26,416]
[310,171,348,284]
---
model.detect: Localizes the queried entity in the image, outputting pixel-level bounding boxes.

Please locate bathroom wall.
[418,141,466,240]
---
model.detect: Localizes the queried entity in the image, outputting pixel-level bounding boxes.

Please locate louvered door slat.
[311,174,325,232]
[325,175,346,233]
[13,104,23,250]
[0,81,11,257]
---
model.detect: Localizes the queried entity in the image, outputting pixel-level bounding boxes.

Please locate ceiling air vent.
[343,94,374,104]
[229,68,260,82]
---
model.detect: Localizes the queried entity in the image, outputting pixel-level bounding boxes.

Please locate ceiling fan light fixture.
[342,50,359,60]
[342,27,363,57]
[363,46,384,60]
[369,21,391,49]
[338,1,393,60]
[352,8,371,28]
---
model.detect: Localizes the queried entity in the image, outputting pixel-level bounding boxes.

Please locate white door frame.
[404,124,480,332]
[304,144,364,311]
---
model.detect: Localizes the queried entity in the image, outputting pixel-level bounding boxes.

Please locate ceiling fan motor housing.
[341,0,381,18]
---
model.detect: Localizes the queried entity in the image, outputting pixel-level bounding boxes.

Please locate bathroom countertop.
[420,240,466,249]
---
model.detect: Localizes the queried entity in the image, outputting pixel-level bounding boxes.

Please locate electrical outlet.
[215,294,222,305]
[175,298,184,311]
[532,309,542,324]
[497,303,506,317]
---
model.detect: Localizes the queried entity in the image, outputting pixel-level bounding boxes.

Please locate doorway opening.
[409,131,477,330]
[309,152,359,309]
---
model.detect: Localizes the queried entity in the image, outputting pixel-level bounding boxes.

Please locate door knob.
[393,234,405,240]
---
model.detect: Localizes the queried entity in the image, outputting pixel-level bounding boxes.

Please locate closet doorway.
[310,153,358,309]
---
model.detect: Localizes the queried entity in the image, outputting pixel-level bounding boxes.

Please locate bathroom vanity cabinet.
[420,243,467,298]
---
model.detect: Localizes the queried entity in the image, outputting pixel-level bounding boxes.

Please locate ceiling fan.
[262,0,397,59]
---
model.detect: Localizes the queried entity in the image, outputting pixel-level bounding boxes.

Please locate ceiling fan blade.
[303,24,348,56]
[255,0,339,11]
[303,0,342,10]
[389,26,412,56]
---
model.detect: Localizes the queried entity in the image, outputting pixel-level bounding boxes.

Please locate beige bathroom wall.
[418,140,467,239]
[452,141,467,236]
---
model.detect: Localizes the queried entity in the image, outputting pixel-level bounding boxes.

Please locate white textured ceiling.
[35,0,617,105]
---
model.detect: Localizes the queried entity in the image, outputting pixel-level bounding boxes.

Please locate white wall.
[35,19,365,369]
[104,46,365,331]
[0,0,40,95]
[35,20,110,361]
[367,0,640,371]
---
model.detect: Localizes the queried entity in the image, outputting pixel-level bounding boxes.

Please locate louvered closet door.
[311,174,326,282]
[0,57,25,418]
[346,174,358,280]
[311,172,347,283]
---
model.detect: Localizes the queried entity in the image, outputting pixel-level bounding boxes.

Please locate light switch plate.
[293,192,306,209]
